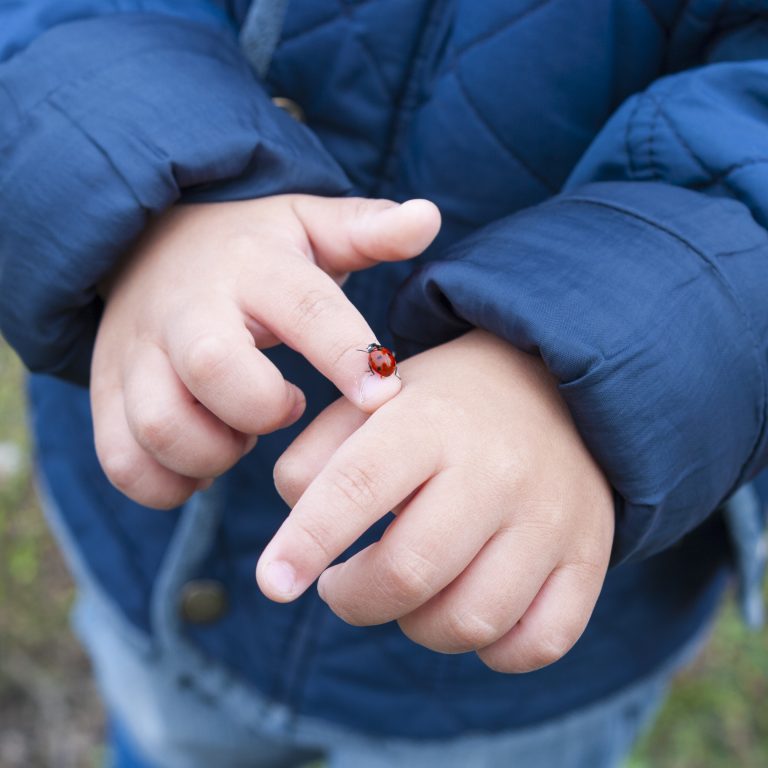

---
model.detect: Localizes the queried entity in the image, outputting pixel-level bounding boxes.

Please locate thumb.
[291,196,441,276]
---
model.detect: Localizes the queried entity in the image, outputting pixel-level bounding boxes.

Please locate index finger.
[256,408,441,602]
[238,248,401,412]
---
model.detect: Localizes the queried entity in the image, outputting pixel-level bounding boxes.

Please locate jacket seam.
[637,0,671,35]
[278,0,380,45]
[45,98,148,214]
[372,0,450,195]
[4,14,243,123]
[452,68,556,192]
[652,96,743,199]
[0,81,22,123]
[555,194,768,493]
[623,95,644,180]
[335,0,393,100]
[690,158,768,190]
[647,96,664,181]
[452,0,554,58]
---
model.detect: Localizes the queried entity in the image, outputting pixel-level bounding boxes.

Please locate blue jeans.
[100,618,684,768]
[39,477,705,768]
[105,671,670,768]
[82,561,696,768]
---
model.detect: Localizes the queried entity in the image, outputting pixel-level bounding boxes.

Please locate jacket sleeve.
[391,23,768,565]
[0,2,351,385]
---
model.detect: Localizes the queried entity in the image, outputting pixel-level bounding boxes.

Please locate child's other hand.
[91,195,440,509]
[260,330,614,673]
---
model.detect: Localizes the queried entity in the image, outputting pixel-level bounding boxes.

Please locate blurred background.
[0,337,766,768]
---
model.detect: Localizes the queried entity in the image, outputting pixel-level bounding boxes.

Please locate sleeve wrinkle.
[45,98,147,213]
[6,39,245,137]
[559,195,768,492]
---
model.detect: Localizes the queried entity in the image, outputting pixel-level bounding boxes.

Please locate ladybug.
[359,343,399,378]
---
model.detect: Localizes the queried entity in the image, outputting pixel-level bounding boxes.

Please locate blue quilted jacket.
[2,0,768,738]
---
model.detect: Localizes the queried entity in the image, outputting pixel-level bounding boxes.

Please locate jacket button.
[271,96,305,123]
[179,580,229,624]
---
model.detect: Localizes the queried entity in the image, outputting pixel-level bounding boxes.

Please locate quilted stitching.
[452,0,554,59]
[280,0,380,44]
[637,0,672,33]
[452,67,556,192]
[335,0,393,98]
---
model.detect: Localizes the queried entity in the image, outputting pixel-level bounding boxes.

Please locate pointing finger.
[291,196,441,278]
[315,467,498,626]
[256,408,441,602]
[240,251,402,412]
[274,397,368,508]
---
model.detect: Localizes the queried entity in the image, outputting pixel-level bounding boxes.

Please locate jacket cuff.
[0,13,351,384]
[392,181,768,563]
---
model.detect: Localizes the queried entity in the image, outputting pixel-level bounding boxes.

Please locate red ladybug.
[360,343,399,378]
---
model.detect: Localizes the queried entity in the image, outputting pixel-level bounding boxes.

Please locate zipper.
[374,0,455,198]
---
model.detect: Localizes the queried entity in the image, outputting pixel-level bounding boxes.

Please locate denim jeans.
[39,476,707,768]
[103,654,674,768]
[76,549,700,768]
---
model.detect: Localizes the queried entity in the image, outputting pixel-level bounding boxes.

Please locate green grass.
[629,597,768,768]
[0,342,104,768]
[0,339,766,767]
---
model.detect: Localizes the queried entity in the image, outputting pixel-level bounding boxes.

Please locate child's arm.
[0,5,441,509]
[386,22,768,567]
[256,16,768,672]
[258,330,614,673]
[91,194,439,509]
[0,6,347,384]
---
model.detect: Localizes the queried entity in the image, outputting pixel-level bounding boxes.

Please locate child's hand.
[259,330,614,673]
[91,195,440,509]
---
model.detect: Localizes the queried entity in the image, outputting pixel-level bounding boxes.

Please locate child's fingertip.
[285,383,307,423]
[358,370,401,410]
[258,559,300,602]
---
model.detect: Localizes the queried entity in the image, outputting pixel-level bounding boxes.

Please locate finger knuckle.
[526,626,577,670]
[294,516,337,562]
[353,197,373,221]
[98,446,142,492]
[379,547,439,605]
[328,464,378,518]
[183,333,232,386]
[131,407,178,455]
[144,486,194,511]
[289,287,337,336]
[273,455,311,507]
[493,622,577,673]
[444,609,500,651]
[564,558,607,586]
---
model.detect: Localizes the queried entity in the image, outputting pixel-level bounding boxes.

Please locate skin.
[259,330,615,673]
[91,194,441,509]
[94,194,614,673]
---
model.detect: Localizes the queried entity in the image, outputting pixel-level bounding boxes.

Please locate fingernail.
[263,560,297,599]
[316,565,339,603]
[316,573,328,602]
[359,372,398,406]
[287,385,307,422]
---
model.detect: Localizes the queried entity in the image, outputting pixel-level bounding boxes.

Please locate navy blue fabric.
[0,7,350,383]
[392,182,768,564]
[3,0,768,740]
